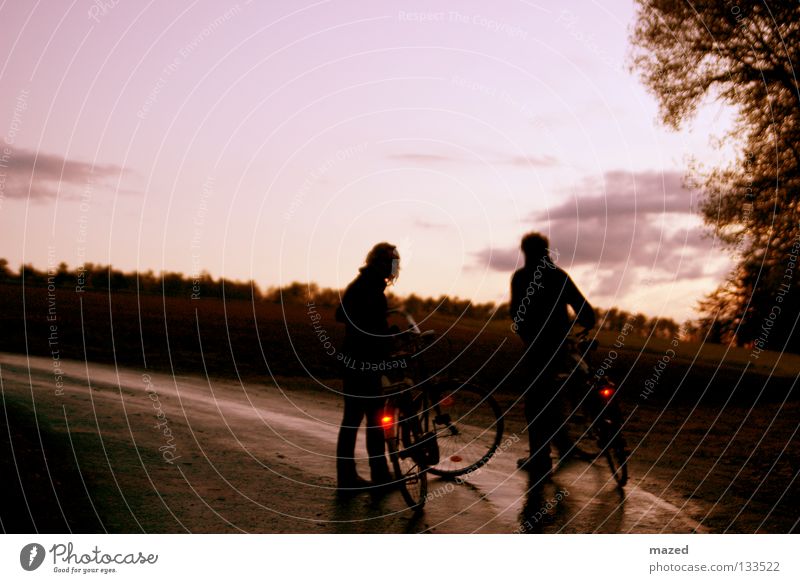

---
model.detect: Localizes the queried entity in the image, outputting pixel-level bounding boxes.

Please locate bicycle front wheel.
[386,415,428,511]
[427,380,504,478]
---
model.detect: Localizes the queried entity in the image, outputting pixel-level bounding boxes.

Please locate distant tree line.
[0,259,258,300]
[1,258,694,341]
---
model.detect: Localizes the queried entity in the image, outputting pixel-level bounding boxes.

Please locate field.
[1,282,796,405]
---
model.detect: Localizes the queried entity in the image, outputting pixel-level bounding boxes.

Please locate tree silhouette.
[631,1,800,352]
[0,258,11,282]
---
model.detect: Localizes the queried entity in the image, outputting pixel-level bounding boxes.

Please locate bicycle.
[560,330,629,488]
[379,309,505,511]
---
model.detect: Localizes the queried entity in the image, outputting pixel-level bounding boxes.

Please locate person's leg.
[551,397,575,457]
[524,379,553,476]
[336,381,366,486]
[544,349,578,458]
[522,353,553,478]
[363,379,391,482]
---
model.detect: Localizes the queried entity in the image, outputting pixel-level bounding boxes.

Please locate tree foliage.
[631,0,800,353]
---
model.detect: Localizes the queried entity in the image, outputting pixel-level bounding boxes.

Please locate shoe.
[336,474,371,496]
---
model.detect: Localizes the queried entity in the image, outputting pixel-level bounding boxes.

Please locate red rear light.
[599,387,614,399]
[381,414,393,427]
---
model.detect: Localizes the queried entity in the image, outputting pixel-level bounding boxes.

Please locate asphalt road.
[1,352,793,533]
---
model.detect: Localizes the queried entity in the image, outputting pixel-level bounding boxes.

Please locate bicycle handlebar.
[387,308,422,335]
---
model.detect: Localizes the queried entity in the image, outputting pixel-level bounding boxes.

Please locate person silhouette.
[509,232,595,483]
[334,242,400,494]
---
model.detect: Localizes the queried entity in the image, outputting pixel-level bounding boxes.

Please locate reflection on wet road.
[1,353,708,533]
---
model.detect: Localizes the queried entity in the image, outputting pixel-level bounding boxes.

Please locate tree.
[631,1,800,352]
[54,262,71,287]
[0,258,11,281]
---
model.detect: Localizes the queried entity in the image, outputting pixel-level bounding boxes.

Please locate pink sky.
[0,0,739,321]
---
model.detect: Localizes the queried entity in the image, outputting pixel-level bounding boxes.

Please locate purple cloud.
[0,148,128,201]
[474,169,719,290]
[537,169,698,222]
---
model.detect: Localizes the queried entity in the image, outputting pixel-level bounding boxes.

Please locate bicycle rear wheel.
[597,422,628,488]
[427,380,504,478]
[604,436,628,487]
[386,414,428,511]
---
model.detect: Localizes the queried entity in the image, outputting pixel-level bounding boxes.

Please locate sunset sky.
[0,0,741,321]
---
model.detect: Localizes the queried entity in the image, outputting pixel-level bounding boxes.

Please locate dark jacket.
[336,265,390,364]
[510,257,595,346]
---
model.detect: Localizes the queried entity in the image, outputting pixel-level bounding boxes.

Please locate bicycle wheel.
[386,414,428,511]
[597,422,628,488]
[427,380,504,478]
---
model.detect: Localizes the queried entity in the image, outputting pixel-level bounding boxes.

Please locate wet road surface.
[0,352,742,533]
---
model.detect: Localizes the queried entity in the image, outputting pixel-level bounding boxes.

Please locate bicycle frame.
[379,309,505,508]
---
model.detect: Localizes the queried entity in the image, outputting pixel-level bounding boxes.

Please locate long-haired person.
[334,242,400,494]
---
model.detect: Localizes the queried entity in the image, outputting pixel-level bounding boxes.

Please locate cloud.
[505,154,559,168]
[472,246,523,272]
[413,217,449,230]
[389,153,460,164]
[540,169,697,221]
[473,169,725,301]
[0,148,127,201]
[388,151,558,167]
[522,169,710,268]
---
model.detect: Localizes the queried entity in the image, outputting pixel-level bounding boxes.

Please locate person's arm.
[565,274,595,330]
[336,283,356,324]
[373,291,389,336]
[509,270,523,320]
